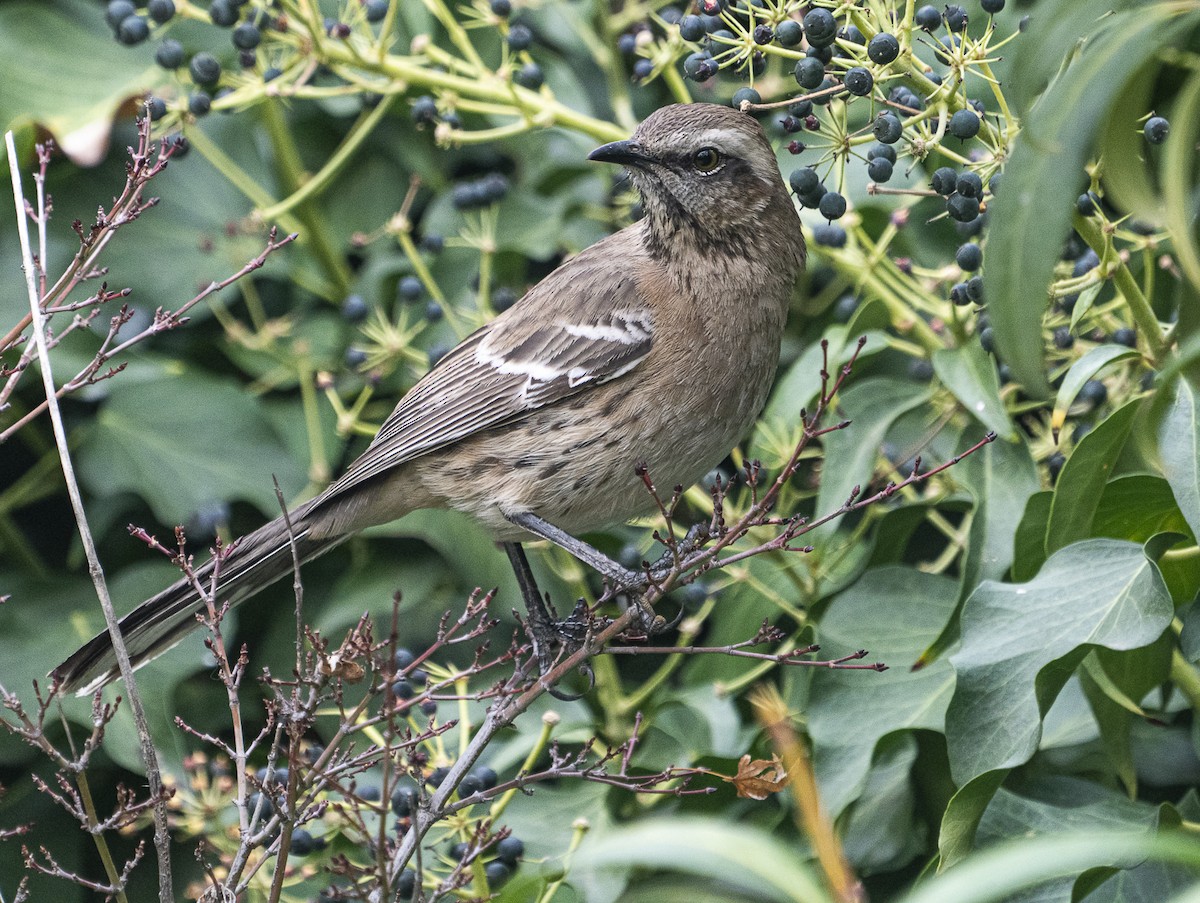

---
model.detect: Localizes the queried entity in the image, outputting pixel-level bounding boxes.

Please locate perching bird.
[54,102,806,695]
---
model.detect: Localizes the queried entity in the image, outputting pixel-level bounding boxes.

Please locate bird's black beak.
[587,139,649,167]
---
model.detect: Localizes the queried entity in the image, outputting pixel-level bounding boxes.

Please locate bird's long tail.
[53,501,347,696]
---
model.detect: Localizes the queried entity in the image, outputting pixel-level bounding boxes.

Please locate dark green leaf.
[1012,490,1054,582]
[1046,400,1140,555]
[1157,376,1200,541]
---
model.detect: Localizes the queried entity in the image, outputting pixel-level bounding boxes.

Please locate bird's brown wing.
[321,241,655,503]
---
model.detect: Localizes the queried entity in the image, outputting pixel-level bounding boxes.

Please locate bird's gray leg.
[502,541,592,701]
[506,511,641,587]
[504,511,664,637]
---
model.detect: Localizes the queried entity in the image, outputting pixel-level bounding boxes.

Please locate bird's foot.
[524,597,595,701]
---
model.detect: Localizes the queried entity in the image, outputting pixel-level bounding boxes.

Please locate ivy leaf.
[1158,376,1200,541]
[946,539,1173,785]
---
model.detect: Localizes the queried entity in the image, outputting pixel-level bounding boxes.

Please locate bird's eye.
[691,147,724,173]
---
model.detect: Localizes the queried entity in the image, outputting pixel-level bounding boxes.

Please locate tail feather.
[53,508,346,696]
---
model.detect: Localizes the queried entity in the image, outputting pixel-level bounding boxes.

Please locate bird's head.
[588,103,797,249]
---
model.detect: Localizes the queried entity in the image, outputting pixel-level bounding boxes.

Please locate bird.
[53,102,806,696]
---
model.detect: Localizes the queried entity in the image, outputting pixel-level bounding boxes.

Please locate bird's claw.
[525,597,595,699]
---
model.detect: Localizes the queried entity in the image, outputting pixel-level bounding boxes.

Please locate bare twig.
[6,129,174,902]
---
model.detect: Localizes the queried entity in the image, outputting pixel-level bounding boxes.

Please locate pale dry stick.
[5,131,174,903]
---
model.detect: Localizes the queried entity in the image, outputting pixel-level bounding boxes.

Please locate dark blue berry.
[910,359,935,381]
[490,0,511,16]
[684,51,714,79]
[632,58,654,81]
[420,233,444,253]
[949,109,980,139]
[617,32,637,55]
[397,275,423,301]
[811,78,838,105]
[679,15,705,40]
[794,56,824,89]
[117,15,150,44]
[472,766,498,790]
[146,96,168,121]
[507,23,533,50]
[833,294,858,322]
[944,4,968,31]
[867,32,900,64]
[105,0,136,29]
[775,19,802,45]
[427,766,452,787]
[956,242,983,271]
[449,841,471,860]
[263,66,283,81]
[232,22,261,49]
[496,836,525,863]
[290,829,323,855]
[420,698,438,715]
[1053,327,1074,350]
[867,142,897,163]
[147,0,176,23]
[812,223,847,247]
[1078,379,1107,407]
[979,326,995,352]
[950,282,972,305]
[731,86,760,108]
[1144,116,1169,144]
[753,23,773,44]
[411,95,438,125]
[818,191,847,221]
[392,679,415,700]
[1048,451,1066,484]
[1077,191,1101,216]
[188,92,212,116]
[956,171,983,197]
[155,38,184,68]
[930,167,958,195]
[843,67,873,96]
[209,0,238,27]
[1072,248,1100,277]
[190,52,222,85]
[802,8,837,45]
[1112,327,1137,348]
[838,24,865,44]
[341,294,369,322]
[424,301,443,322]
[867,157,893,182]
[946,193,981,222]
[485,861,512,888]
[492,286,517,311]
[365,0,389,22]
[966,275,984,301]
[514,62,544,89]
[345,347,368,368]
[789,167,820,195]
[873,112,903,143]
[915,4,941,29]
[397,868,417,899]
[391,784,418,817]
[981,0,1004,11]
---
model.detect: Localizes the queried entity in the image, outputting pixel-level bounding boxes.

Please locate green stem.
[259,102,353,297]
[256,93,397,222]
[1074,213,1168,362]
[489,714,557,820]
[1170,648,1200,713]
[77,772,132,903]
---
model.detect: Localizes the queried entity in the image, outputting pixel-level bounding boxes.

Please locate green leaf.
[76,370,308,525]
[573,817,827,903]
[812,377,932,540]
[0,0,161,164]
[1012,490,1054,582]
[1051,345,1142,434]
[946,539,1173,784]
[1097,69,1161,227]
[961,438,1040,587]
[905,832,1200,903]
[1092,475,1195,543]
[1045,399,1140,555]
[932,344,1014,439]
[841,735,925,875]
[1158,376,1200,541]
[1068,281,1105,333]
[937,771,1010,870]
[984,5,1200,396]
[809,566,957,817]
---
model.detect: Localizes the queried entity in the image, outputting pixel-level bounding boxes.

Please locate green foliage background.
[1,0,1199,900]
